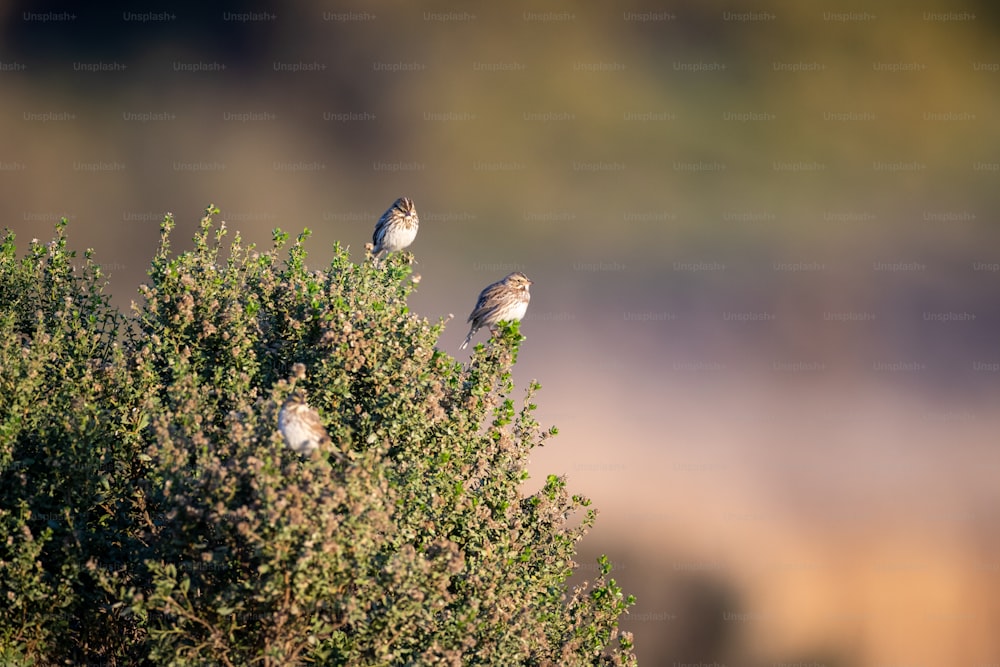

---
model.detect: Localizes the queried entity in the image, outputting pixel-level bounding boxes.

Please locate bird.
[278,389,332,456]
[372,196,419,259]
[460,272,532,349]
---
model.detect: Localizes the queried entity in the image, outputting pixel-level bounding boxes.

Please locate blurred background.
[3,1,999,664]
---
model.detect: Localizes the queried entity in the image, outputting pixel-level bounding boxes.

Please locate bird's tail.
[460,329,476,350]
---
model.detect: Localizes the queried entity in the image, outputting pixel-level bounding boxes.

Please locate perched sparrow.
[460,272,532,349]
[278,389,331,456]
[372,196,419,259]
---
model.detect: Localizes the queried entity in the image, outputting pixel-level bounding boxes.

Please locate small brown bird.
[278,389,331,456]
[460,272,533,349]
[372,196,419,259]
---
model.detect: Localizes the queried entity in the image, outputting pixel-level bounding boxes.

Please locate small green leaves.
[272,228,289,247]
[0,208,635,666]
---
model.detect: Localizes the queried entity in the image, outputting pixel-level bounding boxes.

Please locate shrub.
[0,206,636,665]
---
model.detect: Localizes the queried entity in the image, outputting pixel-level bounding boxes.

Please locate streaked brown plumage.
[372,196,419,258]
[460,272,532,349]
[278,389,331,456]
